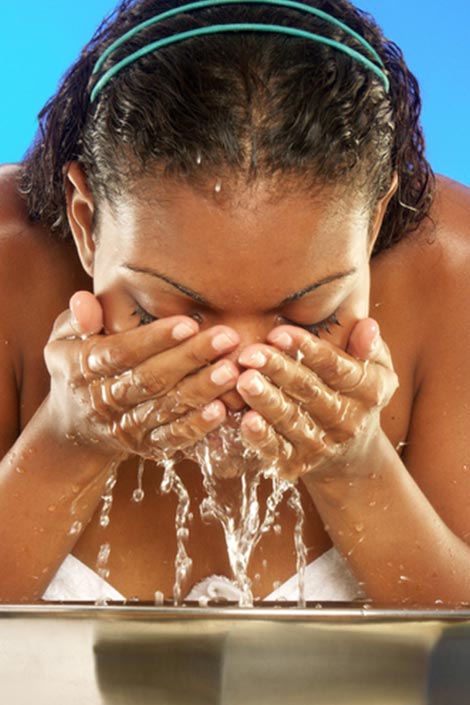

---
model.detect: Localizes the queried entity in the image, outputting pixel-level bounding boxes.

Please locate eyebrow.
[122,264,357,307]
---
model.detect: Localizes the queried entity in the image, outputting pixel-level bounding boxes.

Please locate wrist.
[39,394,127,469]
[302,427,392,500]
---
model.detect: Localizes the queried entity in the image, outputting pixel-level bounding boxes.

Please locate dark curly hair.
[20,0,435,256]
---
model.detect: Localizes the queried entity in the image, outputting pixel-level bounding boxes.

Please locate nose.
[215,317,271,412]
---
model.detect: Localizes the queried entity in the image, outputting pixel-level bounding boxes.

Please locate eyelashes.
[133,303,156,326]
[300,310,342,337]
[133,302,342,336]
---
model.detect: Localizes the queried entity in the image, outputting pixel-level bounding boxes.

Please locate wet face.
[67,168,392,410]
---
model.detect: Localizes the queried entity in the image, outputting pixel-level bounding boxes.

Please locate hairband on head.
[90,0,389,103]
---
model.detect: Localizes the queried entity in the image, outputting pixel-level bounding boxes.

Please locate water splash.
[132,457,146,503]
[188,412,307,607]
[160,456,193,605]
[99,468,118,528]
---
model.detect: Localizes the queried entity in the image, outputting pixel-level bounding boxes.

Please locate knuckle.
[271,400,298,428]
[135,367,169,396]
[292,374,322,401]
[186,344,210,368]
[269,354,288,375]
[88,341,125,375]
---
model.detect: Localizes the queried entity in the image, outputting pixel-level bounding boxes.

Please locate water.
[65,415,308,608]
[99,468,118,528]
[132,457,146,503]
[189,412,307,607]
[160,456,193,605]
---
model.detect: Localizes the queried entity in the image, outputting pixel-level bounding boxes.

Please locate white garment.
[42,547,361,603]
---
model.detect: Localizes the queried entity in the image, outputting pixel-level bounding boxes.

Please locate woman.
[0,0,469,604]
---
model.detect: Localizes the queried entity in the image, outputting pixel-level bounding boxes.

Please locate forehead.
[98,177,371,303]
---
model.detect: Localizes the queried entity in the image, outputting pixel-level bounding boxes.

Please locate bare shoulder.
[0,164,89,329]
[371,174,470,349]
[0,164,91,433]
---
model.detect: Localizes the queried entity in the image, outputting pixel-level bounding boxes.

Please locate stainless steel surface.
[1,604,470,705]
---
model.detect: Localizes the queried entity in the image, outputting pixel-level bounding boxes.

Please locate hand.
[235,319,398,481]
[44,291,241,461]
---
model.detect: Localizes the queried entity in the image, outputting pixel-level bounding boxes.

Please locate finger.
[237,369,336,446]
[107,327,239,403]
[239,410,295,463]
[46,313,202,390]
[148,400,227,453]
[90,359,240,420]
[346,318,393,368]
[69,291,104,336]
[81,316,206,378]
[266,326,394,404]
[239,344,352,429]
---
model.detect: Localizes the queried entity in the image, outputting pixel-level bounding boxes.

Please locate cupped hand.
[44,291,241,461]
[235,318,398,481]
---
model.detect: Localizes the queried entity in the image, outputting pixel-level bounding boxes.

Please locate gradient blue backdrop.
[1,1,468,183]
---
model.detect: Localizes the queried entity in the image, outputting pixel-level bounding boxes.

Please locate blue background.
[1,1,468,183]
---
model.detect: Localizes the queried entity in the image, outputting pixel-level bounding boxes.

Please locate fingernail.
[245,414,264,432]
[238,349,267,368]
[270,332,293,349]
[239,373,265,396]
[212,331,238,352]
[370,323,381,350]
[210,363,236,386]
[172,322,198,341]
[202,401,223,421]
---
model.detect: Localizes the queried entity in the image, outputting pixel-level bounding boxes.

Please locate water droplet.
[368,500,376,507]
[15,467,25,475]
[132,488,145,503]
[47,504,56,513]
[132,458,145,503]
[99,515,110,528]
[196,152,202,165]
[354,523,364,533]
[154,590,165,606]
[69,520,82,536]
[214,179,222,193]
[273,523,282,535]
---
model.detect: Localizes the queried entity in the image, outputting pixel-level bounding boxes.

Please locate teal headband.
[90,0,389,103]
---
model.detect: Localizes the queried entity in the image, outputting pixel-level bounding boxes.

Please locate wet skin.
[1,163,470,602]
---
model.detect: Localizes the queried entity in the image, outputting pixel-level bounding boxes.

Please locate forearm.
[0,396,122,602]
[303,432,470,605]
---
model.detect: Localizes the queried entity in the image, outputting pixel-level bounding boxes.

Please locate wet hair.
[21,0,434,256]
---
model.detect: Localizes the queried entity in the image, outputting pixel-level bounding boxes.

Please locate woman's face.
[68,167,393,410]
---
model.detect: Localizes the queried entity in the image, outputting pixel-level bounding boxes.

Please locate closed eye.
[282,310,341,337]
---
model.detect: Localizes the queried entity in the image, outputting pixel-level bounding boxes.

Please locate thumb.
[69,291,104,335]
[346,318,381,360]
[347,318,393,369]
